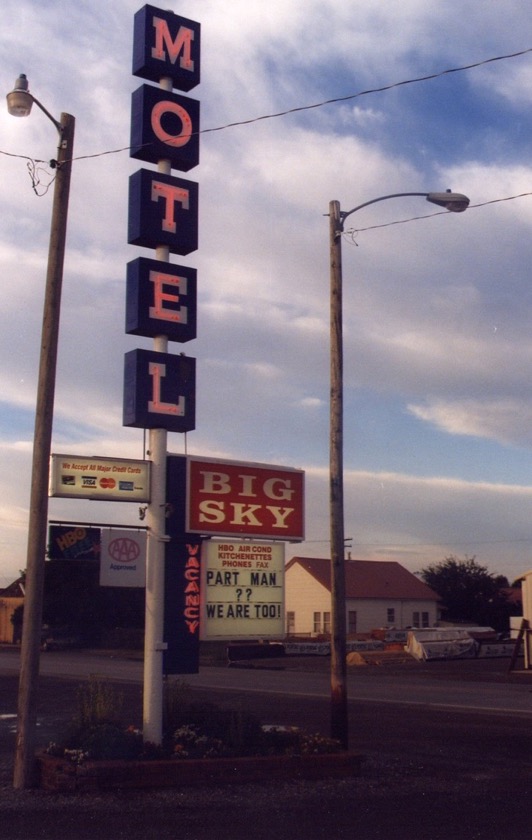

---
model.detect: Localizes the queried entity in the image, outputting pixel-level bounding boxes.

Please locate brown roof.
[286,557,439,602]
[0,576,25,598]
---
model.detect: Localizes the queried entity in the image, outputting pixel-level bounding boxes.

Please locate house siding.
[285,563,331,636]
[0,596,23,643]
[285,561,438,636]
[346,598,437,634]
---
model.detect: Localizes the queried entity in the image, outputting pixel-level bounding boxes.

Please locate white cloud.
[299,397,324,409]
[408,398,532,447]
[2,0,532,587]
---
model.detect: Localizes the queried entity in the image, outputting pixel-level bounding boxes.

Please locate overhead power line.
[305,535,532,549]
[201,46,532,135]
[1,45,531,168]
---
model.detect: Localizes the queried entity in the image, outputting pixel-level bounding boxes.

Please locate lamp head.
[6,74,33,117]
[426,190,470,213]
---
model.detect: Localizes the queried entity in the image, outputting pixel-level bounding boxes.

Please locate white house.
[285,557,440,636]
[518,569,532,625]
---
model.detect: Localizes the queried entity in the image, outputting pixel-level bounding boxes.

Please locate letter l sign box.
[123,348,196,432]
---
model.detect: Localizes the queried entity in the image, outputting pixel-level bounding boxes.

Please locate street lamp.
[328,189,469,748]
[7,74,75,789]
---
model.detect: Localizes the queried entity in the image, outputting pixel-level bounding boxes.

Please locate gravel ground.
[0,654,531,840]
[0,753,529,840]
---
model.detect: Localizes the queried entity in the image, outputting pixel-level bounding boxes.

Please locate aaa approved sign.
[99,529,147,588]
[201,540,285,640]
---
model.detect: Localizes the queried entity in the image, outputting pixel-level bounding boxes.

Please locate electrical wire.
[200,46,532,135]
[343,192,532,240]
[1,45,531,169]
[304,536,532,548]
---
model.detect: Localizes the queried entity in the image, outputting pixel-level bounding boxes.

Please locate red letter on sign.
[152,17,195,71]
[152,181,189,234]
[151,99,192,149]
[150,270,188,324]
[148,362,185,416]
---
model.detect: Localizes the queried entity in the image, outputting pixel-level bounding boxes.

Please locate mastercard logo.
[99,477,116,489]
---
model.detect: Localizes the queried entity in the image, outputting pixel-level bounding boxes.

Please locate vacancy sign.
[99,529,147,588]
[49,454,151,502]
[201,540,285,640]
[186,457,304,541]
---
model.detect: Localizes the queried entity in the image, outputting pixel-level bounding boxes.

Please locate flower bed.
[37,750,364,794]
[37,677,363,793]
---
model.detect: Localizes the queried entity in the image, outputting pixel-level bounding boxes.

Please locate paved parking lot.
[0,652,531,839]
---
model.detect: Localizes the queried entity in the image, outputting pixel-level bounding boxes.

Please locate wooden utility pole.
[329,200,348,748]
[14,112,75,789]
[325,189,470,750]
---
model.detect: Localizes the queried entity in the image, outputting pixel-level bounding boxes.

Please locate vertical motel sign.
[123,5,200,431]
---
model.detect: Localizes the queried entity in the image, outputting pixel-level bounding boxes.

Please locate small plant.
[295,732,343,755]
[260,727,342,756]
[172,724,226,759]
[45,742,89,765]
[70,722,143,761]
[164,700,266,757]
[76,676,124,728]
[163,679,192,734]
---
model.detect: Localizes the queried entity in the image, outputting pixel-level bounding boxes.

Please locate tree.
[419,556,515,633]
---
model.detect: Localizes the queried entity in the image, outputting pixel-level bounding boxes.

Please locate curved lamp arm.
[338,190,470,231]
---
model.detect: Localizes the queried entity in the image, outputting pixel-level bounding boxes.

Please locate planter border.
[37,751,364,793]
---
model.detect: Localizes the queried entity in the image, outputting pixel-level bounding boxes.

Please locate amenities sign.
[201,540,285,640]
[49,455,151,502]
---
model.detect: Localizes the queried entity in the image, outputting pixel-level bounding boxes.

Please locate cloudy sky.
[1,0,532,588]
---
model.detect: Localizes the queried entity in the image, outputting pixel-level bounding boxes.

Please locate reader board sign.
[186,457,305,541]
[49,455,151,502]
[99,529,147,588]
[201,540,285,640]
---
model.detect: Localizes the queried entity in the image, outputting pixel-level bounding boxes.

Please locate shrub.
[163,679,192,734]
[164,699,265,757]
[68,723,143,761]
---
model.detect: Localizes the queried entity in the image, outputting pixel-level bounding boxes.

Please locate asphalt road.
[0,650,531,840]
[0,647,531,716]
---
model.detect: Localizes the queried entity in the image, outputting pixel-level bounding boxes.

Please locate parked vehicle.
[41,626,83,651]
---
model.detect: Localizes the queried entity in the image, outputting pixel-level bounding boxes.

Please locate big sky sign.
[123,5,200,432]
[186,457,305,542]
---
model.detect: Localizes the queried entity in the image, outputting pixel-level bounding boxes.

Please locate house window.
[313,612,321,634]
[387,608,395,626]
[348,610,357,634]
[323,612,331,634]
[422,611,430,628]
[286,611,295,635]
[412,611,420,628]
